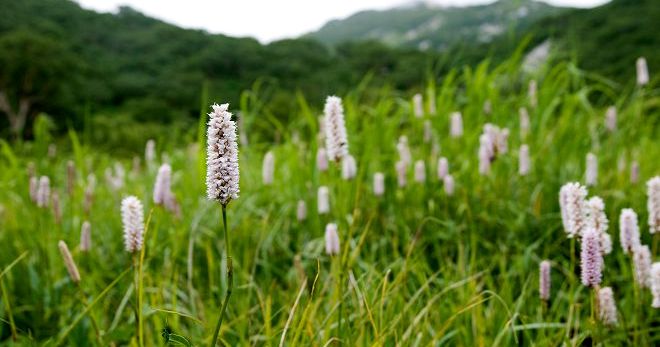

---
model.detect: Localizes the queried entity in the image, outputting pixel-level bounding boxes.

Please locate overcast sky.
[75,0,610,43]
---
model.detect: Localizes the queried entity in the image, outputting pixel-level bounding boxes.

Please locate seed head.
[80,221,92,252]
[396,160,407,188]
[58,240,80,283]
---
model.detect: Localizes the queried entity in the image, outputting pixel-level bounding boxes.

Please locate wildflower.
[318,186,330,214]
[483,100,492,115]
[397,136,411,167]
[586,197,611,254]
[559,182,588,238]
[519,107,530,138]
[519,145,530,176]
[633,245,651,288]
[647,176,660,234]
[597,287,618,326]
[651,263,660,308]
[153,163,172,205]
[444,174,455,196]
[58,240,81,283]
[206,103,240,205]
[341,154,357,180]
[427,90,436,115]
[37,176,50,208]
[262,151,274,185]
[423,120,432,143]
[539,260,551,301]
[80,221,91,252]
[121,196,144,253]
[619,208,640,254]
[437,157,449,180]
[580,228,603,287]
[414,160,426,183]
[450,112,463,138]
[529,80,537,108]
[630,161,639,183]
[586,153,598,186]
[413,93,423,118]
[296,200,307,221]
[29,176,38,203]
[145,139,156,164]
[52,192,62,224]
[478,134,492,176]
[323,96,349,162]
[316,147,328,172]
[395,161,407,188]
[324,223,340,256]
[374,172,385,197]
[605,106,616,132]
[636,57,649,86]
[67,160,75,196]
[48,144,57,158]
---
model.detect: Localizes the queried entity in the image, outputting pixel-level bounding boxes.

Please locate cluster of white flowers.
[206,103,240,205]
[559,182,588,238]
[323,96,349,162]
[121,196,144,253]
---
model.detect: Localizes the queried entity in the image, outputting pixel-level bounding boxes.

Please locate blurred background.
[0,0,657,147]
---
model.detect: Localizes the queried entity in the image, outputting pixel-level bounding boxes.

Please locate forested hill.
[0,0,657,140]
[308,0,564,50]
[0,0,438,137]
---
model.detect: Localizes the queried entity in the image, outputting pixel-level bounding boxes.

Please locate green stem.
[210,204,233,347]
[133,254,143,347]
[77,284,103,345]
[0,279,17,341]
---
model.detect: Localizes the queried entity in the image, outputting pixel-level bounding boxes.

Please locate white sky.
[74,0,610,43]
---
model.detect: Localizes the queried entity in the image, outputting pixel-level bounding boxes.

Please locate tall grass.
[0,55,658,346]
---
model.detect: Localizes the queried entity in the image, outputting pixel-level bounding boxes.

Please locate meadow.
[0,54,659,346]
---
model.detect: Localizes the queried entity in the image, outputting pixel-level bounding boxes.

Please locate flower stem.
[210,204,233,347]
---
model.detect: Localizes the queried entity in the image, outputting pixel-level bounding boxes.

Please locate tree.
[0,30,78,139]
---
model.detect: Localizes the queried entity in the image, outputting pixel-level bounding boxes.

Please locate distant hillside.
[308,0,564,50]
[0,0,438,138]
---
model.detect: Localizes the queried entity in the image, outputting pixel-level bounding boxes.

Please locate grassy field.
[0,55,659,346]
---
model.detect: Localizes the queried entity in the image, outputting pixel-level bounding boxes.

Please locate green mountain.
[0,0,437,139]
[307,0,565,50]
